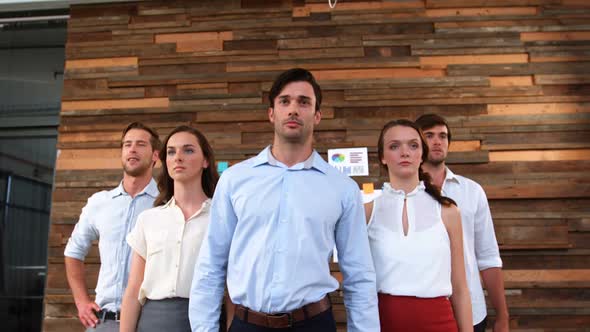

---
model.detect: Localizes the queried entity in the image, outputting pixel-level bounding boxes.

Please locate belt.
[234,296,331,329]
[98,310,120,321]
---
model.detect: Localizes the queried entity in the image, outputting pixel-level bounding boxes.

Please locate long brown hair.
[154,126,219,207]
[377,119,456,207]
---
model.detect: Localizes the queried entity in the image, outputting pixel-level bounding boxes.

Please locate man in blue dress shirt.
[64,122,160,332]
[189,68,379,332]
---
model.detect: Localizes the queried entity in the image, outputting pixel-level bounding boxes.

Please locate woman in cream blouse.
[120,126,219,332]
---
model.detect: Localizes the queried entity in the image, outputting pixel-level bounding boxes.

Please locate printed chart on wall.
[327,147,369,176]
[329,147,370,263]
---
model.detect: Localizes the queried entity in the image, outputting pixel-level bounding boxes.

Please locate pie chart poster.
[327,147,369,177]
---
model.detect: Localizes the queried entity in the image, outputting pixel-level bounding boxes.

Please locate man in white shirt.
[415,114,509,332]
[64,122,160,332]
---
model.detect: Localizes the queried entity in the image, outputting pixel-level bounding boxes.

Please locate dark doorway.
[0,9,66,332]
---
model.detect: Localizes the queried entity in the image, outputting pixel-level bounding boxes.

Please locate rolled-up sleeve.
[189,173,238,332]
[335,185,380,332]
[64,193,101,260]
[474,185,503,270]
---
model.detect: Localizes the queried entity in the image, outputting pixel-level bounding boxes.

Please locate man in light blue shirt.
[190,68,379,332]
[64,122,160,332]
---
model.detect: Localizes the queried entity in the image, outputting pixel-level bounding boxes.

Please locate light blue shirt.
[190,146,379,332]
[64,179,158,312]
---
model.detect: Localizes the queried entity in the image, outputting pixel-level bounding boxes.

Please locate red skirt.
[378,293,458,332]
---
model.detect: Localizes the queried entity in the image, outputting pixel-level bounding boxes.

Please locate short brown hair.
[414,113,452,144]
[269,68,322,112]
[121,122,161,151]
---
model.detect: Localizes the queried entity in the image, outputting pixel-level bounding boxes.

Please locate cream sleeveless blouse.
[368,182,452,298]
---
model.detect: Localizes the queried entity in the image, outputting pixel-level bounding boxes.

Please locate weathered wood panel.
[46,1,590,331]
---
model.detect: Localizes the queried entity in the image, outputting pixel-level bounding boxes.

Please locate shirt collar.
[162,197,212,219]
[444,167,460,184]
[382,181,426,197]
[252,145,328,174]
[110,182,125,198]
[111,178,158,199]
[162,196,176,208]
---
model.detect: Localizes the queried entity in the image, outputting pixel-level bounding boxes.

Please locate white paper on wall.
[327,147,369,177]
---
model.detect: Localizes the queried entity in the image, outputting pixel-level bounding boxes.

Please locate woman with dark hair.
[366,119,472,331]
[120,126,219,332]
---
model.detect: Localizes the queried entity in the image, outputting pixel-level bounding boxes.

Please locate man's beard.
[123,161,150,177]
[427,155,446,166]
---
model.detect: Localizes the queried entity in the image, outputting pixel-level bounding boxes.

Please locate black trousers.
[228,309,337,332]
[473,316,487,332]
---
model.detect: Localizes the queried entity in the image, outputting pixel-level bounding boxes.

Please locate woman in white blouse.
[120,126,219,332]
[366,119,472,331]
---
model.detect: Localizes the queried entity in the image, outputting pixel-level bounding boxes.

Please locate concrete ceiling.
[0,0,137,13]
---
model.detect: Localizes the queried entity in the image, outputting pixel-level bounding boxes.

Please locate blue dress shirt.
[189,146,379,332]
[64,179,158,312]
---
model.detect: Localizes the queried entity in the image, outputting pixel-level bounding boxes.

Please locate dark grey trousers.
[137,298,191,332]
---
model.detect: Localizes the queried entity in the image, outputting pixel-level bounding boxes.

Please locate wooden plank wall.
[45,0,590,331]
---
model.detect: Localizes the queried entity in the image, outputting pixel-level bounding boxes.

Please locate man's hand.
[76,300,101,328]
[65,257,100,328]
